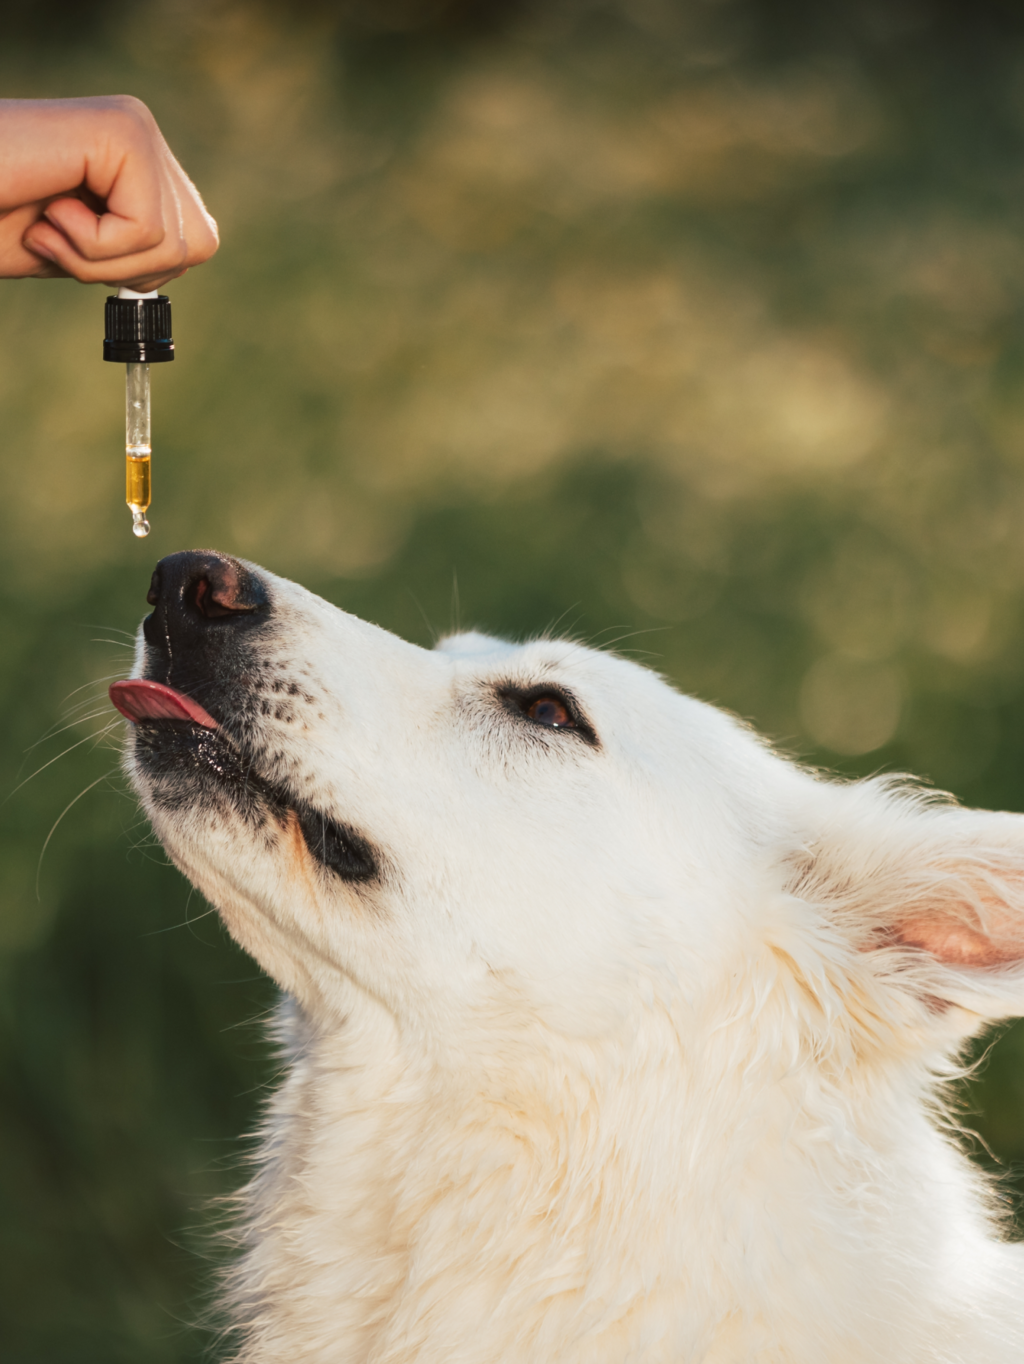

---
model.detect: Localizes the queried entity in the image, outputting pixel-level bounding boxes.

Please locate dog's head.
[114,550,1024,1067]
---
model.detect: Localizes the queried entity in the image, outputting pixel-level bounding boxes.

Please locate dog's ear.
[789,780,1024,1028]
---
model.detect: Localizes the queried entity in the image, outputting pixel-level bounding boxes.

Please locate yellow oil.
[126,451,151,537]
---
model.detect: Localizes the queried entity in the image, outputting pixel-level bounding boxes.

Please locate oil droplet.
[126,451,151,539]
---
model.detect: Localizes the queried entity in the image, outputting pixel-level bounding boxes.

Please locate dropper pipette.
[125,335,152,536]
[103,286,175,537]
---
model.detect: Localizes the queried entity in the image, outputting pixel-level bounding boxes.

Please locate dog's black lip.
[131,715,219,732]
[133,723,377,883]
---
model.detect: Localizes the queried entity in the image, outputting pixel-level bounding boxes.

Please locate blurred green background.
[4,0,1024,1356]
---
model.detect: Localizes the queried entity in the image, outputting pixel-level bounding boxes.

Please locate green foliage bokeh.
[4,1,1024,1356]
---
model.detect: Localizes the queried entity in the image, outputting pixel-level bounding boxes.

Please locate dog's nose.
[143,550,269,652]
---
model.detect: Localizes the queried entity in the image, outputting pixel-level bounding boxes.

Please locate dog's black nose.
[143,550,269,653]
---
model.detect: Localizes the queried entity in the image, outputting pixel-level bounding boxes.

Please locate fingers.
[25,199,190,288]
[26,201,218,289]
[25,139,219,287]
[0,96,218,287]
[0,204,67,278]
[23,171,218,289]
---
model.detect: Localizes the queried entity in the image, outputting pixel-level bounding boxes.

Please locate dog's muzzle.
[144,548,269,651]
[110,549,272,732]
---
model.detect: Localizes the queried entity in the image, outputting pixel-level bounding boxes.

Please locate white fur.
[125,564,1024,1363]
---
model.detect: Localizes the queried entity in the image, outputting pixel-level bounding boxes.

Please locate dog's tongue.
[109,680,218,729]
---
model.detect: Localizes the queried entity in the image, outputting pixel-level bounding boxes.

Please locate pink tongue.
[109,680,219,729]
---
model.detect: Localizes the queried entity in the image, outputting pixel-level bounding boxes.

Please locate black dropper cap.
[103,294,174,363]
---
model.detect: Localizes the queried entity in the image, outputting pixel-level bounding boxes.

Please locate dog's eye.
[525,695,573,728]
[498,683,597,744]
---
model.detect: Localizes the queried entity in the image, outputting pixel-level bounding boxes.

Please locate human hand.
[0,95,218,288]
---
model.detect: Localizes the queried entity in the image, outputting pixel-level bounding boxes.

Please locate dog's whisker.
[27,692,128,745]
[11,716,121,790]
[26,703,115,752]
[408,590,438,645]
[540,602,584,640]
[144,905,219,936]
[79,622,140,641]
[57,670,134,709]
[590,624,672,652]
[36,768,118,898]
[450,570,461,638]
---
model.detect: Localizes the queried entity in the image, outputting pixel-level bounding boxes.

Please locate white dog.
[110,550,1024,1364]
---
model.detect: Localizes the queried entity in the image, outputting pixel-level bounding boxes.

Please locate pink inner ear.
[897,911,1024,968]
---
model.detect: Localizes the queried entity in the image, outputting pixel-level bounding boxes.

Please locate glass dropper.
[125,348,152,537]
[103,286,175,538]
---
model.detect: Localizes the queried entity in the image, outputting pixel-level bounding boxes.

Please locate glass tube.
[125,361,151,537]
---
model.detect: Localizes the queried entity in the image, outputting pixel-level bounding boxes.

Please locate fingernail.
[29,241,56,262]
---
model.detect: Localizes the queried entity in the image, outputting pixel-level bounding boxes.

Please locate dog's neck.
[223,983,1024,1364]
